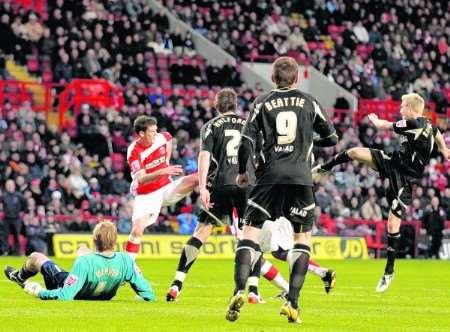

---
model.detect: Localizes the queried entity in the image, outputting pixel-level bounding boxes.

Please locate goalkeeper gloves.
[24,282,43,297]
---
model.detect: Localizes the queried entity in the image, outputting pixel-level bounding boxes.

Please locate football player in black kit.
[166,88,257,301]
[313,93,450,293]
[226,57,338,324]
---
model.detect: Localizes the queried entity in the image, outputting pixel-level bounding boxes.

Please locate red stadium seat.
[147,67,157,77]
[27,56,39,73]
[443,88,450,102]
[42,71,52,83]
[159,68,170,79]
[161,79,171,89]
[157,55,168,68]
[162,88,173,96]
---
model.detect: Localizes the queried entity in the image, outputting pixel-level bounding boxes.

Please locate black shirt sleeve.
[312,98,336,139]
[392,119,420,134]
[239,100,263,173]
[238,138,252,174]
[241,100,263,145]
[199,122,214,153]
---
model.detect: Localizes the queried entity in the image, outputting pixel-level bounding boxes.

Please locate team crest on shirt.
[396,120,407,127]
[64,274,79,287]
[131,160,141,173]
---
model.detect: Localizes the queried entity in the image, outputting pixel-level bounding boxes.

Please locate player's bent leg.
[4,252,49,288]
[164,174,198,206]
[167,222,213,302]
[376,211,402,293]
[261,257,289,299]
[126,214,156,260]
[347,147,377,169]
[313,147,377,179]
[308,259,336,293]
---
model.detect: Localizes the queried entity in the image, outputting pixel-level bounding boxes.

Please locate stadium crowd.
[0,0,243,88]
[0,0,449,258]
[164,0,450,113]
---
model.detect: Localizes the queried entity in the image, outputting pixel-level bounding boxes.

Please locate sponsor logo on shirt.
[145,156,166,169]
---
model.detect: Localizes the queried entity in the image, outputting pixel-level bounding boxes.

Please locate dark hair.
[272,56,299,88]
[133,115,157,134]
[214,88,237,113]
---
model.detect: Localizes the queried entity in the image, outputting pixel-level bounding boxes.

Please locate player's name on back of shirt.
[212,116,246,127]
[263,96,306,111]
[95,267,119,278]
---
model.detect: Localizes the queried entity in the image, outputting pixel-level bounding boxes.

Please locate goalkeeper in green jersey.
[4,221,155,301]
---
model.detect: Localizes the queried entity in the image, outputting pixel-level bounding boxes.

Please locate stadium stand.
[0,0,448,258]
[164,0,450,113]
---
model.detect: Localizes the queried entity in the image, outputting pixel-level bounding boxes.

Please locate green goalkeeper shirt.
[38,252,155,301]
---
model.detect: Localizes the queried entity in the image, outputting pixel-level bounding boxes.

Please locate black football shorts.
[244,184,316,233]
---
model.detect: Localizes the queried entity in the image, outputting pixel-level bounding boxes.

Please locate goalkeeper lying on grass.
[4,221,155,301]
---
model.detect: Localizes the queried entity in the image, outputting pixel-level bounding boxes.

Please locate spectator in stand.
[1,180,28,255]
[110,172,129,196]
[23,213,48,255]
[315,186,333,213]
[66,209,91,232]
[67,167,88,204]
[360,195,383,221]
[177,206,198,235]
[23,13,44,44]
[170,58,187,85]
[422,197,446,259]
[413,72,434,99]
[442,188,450,219]
[83,49,102,77]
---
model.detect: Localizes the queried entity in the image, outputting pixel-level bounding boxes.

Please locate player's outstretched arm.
[236,136,252,187]
[312,99,338,147]
[129,263,156,302]
[368,113,393,130]
[198,150,212,209]
[313,132,338,147]
[434,129,450,160]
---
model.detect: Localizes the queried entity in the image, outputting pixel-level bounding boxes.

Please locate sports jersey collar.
[95,252,116,259]
[271,86,297,93]
[137,138,153,148]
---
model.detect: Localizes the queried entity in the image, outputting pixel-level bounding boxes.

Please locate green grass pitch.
[0,257,449,332]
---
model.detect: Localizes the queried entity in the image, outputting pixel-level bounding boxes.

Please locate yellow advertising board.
[53,234,368,259]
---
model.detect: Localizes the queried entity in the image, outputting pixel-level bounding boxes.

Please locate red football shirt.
[127,132,173,195]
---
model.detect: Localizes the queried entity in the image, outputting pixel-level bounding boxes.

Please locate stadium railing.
[57,79,125,125]
[356,99,447,125]
[341,219,422,258]
[5,0,48,19]
[1,80,448,128]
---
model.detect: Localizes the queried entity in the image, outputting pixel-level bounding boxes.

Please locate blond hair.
[401,93,425,114]
[93,221,117,252]
[272,56,299,88]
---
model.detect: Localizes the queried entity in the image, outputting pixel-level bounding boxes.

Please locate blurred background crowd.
[0,0,448,258]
